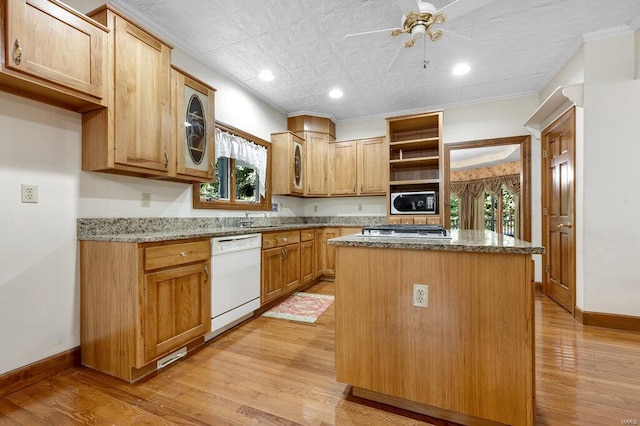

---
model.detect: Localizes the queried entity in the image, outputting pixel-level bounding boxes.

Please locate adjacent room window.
[483,188,517,237]
[194,122,271,210]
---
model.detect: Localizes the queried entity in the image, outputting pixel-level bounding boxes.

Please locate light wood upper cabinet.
[357,137,386,194]
[329,137,386,196]
[305,131,332,196]
[0,0,107,111]
[82,5,172,177]
[329,140,357,195]
[170,66,216,182]
[271,131,305,195]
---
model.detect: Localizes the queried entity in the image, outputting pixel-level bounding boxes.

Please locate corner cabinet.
[170,66,216,182]
[0,0,108,111]
[386,111,443,224]
[82,5,173,177]
[271,131,305,196]
[80,238,211,383]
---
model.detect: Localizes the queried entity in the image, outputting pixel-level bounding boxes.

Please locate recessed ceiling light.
[452,63,471,76]
[258,70,274,81]
[329,88,343,99]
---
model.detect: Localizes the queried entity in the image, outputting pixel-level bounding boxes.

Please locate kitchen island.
[329,230,544,426]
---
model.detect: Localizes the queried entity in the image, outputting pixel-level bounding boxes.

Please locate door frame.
[541,107,576,314]
[443,135,532,242]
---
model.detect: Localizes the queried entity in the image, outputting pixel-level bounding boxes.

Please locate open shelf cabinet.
[386,110,444,224]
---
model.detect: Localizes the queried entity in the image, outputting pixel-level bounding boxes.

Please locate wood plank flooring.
[1,281,639,425]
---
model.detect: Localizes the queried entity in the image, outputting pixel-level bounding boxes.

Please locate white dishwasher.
[206,233,261,341]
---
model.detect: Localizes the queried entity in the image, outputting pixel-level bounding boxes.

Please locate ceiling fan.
[344,0,496,69]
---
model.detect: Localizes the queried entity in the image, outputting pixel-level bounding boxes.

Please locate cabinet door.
[329,141,357,195]
[282,243,301,293]
[5,0,106,99]
[358,137,386,195]
[142,262,210,364]
[171,68,215,181]
[305,132,329,195]
[114,15,171,174]
[261,247,284,304]
[300,240,315,284]
[322,228,340,277]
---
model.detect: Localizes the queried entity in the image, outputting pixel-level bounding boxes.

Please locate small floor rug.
[262,292,334,323]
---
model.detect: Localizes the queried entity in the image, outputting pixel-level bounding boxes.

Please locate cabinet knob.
[283,237,287,242]
[13,39,22,65]
[180,251,188,257]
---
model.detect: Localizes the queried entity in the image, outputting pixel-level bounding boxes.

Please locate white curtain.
[215,127,267,198]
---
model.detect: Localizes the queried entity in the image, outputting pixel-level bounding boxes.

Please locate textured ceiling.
[110,0,640,123]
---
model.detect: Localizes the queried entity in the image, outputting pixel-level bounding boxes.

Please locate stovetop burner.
[361,224,450,238]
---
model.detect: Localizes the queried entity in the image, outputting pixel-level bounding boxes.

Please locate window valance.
[215,127,267,197]
[450,174,520,198]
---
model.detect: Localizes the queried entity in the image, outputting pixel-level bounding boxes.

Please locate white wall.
[582,80,640,315]
[580,31,640,315]
[0,93,83,374]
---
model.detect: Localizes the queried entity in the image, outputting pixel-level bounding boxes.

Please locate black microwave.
[390,191,437,215]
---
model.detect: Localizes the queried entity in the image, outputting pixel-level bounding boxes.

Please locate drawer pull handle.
[164,150,169,168]
[180,251,188,257]
[283,237,287,242]
[204,265,209,282]
[14,39,22,65]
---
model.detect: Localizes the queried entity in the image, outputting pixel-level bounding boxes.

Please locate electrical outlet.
[413,284,428,308]
[314,205,318,212]
[21,184,38,203]
[141,192,151,207]
[358,204,363,211]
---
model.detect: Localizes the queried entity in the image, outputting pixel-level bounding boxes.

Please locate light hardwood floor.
[1,281,639,425]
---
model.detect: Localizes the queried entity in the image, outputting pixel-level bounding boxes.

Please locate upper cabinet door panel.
[113,15,171,172]
[5,0,106,99]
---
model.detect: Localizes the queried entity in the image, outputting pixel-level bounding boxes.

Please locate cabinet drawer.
[300,229,315,242]
[262,231,300,249]
[144,240,210,271]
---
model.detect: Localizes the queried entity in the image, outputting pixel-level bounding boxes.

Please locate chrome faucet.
[239,211,253,227]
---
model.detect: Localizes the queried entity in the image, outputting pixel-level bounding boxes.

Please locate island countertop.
[328,229,544,254]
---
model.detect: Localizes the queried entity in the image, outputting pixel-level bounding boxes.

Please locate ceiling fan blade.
[437,0,497,21]
[439,28,478,51]
[396,0,419,14]
[386,42,408,72]
[344,27,403,40]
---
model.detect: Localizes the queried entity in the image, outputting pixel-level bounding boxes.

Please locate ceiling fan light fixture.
[329,88,343,99]
[452,62,471,76]
[258,70,274,81]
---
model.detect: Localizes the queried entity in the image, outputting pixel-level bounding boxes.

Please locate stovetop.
[361,224,450,239]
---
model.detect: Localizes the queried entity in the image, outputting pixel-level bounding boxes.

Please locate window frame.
[192,121,272,211]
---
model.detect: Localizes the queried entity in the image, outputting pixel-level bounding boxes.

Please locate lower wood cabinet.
[300,229,315,285]
[322,228,340,277]
[261,231,301,305]
[80,238,211,382]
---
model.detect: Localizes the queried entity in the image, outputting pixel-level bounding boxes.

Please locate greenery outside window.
[193,122,271,211]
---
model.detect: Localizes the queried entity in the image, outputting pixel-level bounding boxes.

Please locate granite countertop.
[77,217,385,243]
[328,229,545,255]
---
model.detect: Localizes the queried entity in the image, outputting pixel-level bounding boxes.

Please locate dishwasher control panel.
[211,233,262,255]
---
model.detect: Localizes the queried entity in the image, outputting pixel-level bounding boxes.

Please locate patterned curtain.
[451,174,520,234]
